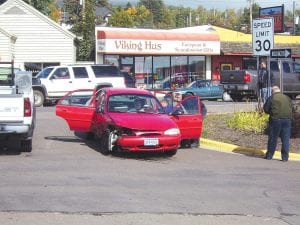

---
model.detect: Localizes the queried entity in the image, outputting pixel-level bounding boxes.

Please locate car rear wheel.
[21,139,32,152]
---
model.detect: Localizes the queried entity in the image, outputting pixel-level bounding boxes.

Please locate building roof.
[0,0,76,39]
[211,25,300,57]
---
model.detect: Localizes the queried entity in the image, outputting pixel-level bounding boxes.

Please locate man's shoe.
[264,156,272,160]
[281,159,288,162]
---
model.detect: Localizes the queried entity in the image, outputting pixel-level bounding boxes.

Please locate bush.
[227,111,269,134]
[292,101,300,138]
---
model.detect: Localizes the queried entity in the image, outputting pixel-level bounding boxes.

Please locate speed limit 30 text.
[253,21,272,37]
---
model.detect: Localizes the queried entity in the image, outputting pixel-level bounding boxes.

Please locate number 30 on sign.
[252,18,274,56]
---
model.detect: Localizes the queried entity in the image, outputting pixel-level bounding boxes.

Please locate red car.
[56,88,203,156]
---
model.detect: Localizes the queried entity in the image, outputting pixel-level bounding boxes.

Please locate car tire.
[21,139,32,152]
[101,129,118,155]
[33,90,44,107]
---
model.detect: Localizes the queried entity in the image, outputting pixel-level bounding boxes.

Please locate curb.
[200,138,300,161]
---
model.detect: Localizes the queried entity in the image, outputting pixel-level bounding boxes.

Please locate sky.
[110,0,296,11]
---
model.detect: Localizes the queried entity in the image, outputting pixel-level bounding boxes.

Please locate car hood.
[109,113,177,131]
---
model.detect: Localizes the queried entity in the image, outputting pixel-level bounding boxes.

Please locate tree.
[108,7,135,27]
[138,0,165,27]
[23,0,52,15]
[76,0,96,61]
[239,3,260,33]
[48,1,61,23]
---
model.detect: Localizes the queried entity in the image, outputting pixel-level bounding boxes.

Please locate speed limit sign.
[252,18,274,56]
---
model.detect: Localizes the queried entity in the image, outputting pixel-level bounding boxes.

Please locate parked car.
[173,80,228,101]
[121,71,136,88]
[32,64,125,107]
[55,87,203,156]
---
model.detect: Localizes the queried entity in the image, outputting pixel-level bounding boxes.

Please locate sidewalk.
[200,138,300,161]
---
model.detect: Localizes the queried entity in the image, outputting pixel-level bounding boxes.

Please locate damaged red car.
[56,87,203,156]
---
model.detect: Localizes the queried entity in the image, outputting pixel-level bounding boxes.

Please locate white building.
[0,0,76,74]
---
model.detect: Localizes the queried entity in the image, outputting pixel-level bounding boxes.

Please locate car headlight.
[164,128,180,135]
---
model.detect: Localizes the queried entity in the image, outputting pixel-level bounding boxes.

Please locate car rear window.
[91,65,121,77]
[0,66,20,86]
[0,67,13,85]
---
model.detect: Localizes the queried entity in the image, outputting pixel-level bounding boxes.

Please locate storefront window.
[171,56,188,88]
[104,55,119,67]
[153,56,171,89]
[120,56,134,72]
[188,56,205,81]
[135,56,152,88]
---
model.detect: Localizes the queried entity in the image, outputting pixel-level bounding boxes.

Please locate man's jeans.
[260,87,271,103]
[266,118,292,161]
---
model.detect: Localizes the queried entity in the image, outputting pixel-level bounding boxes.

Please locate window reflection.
[103,55,206,89]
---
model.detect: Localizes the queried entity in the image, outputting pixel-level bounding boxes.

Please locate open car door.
[170,96,203,140]
[55,89,96,132]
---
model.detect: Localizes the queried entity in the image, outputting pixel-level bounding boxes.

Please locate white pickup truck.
[0,61,35,152]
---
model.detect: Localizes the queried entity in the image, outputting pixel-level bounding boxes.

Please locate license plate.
[144,138,159,146]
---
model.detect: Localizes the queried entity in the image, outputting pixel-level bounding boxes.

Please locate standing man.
[263,86,293,161]
[258,61,270,103]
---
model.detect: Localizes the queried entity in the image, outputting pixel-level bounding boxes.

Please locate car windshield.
[36,67,54,78]
[108,94,165,114]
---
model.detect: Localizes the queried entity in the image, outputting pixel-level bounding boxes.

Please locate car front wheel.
[33,90,44,107]
[101,129,118,155]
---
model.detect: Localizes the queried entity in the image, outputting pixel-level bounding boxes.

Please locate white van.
[32,64,125,106]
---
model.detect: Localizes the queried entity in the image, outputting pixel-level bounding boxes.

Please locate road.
[0,103,299,225]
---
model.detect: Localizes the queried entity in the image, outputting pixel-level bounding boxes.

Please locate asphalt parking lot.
[0,103,299,225]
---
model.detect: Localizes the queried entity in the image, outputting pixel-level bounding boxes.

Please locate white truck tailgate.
[0,97,24,120]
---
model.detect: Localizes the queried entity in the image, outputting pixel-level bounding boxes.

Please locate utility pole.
[293,0,296,35]
[249,0,253,33]
[80,0,85,12]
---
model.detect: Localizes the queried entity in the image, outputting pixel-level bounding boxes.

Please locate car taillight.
[244,73,251,83]
[24,98,32,117]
